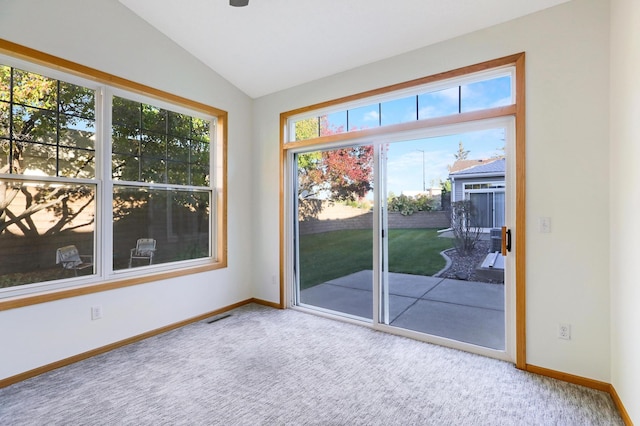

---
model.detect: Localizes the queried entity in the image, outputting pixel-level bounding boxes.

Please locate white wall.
[0,0,254,380]
[253,0,612,382]
[2,0,630,405]
[610,0,640,421]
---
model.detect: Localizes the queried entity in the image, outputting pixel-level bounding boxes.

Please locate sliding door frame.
[280,53,526,368]
[372,117,515,361]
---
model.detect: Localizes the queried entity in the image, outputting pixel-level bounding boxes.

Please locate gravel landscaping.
[438,240,503,283]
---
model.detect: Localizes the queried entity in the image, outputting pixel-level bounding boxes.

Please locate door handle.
[501,226,512,255]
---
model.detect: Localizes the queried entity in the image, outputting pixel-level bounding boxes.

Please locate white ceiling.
[119,0,570,99]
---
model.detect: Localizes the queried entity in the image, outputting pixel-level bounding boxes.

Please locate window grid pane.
[112,185,211,270]
[112,95,211,187]
[461,75,512,113]
[0,180,96,288]
[418,87,459,120]
[0,65,96,178]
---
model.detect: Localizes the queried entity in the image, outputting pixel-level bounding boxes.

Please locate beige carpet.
[0,304,623,425]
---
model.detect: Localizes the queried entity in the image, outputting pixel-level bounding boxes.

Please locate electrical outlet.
[91,305,103,320]
[271,275,277,287]
[558,323,571,340]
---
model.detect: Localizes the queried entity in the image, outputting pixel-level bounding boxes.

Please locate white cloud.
[490,96,512,108]
[364,110,379,122]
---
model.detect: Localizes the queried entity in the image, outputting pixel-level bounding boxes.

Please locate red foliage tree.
[297,115,373,203]
[320,145,373,201]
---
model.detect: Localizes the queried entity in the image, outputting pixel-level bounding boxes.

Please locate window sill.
[0,260,227,311]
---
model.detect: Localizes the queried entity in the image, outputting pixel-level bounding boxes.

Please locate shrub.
[450,200,481,255]
[388,194,435,216]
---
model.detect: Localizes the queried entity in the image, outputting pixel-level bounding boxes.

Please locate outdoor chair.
[56,245,93,276]
[129,238,156,268]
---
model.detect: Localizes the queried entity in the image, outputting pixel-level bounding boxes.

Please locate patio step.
[476,251,505,283]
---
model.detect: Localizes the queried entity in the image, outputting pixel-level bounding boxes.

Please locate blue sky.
[385,129,505,196]
[333,75,512,132]
[299,74,510,197]
[353,75,510,195]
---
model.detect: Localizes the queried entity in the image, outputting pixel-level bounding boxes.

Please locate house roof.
[449,158,505,176]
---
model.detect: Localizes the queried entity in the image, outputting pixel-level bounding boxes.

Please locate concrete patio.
[300,270,505,350]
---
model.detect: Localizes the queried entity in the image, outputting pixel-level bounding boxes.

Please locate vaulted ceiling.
[119,0,570,98]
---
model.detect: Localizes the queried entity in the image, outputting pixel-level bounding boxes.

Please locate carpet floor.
[0,304,623,425]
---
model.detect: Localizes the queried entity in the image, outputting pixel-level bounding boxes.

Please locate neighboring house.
[448,158,505,229]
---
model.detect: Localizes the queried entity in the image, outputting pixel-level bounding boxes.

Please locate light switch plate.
[539,217,551,233]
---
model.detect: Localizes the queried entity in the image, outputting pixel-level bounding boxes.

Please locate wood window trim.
[0,38,228,311]
[279,53,526,368]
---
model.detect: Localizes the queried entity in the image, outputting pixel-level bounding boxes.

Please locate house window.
[463,182,505,228]
[290,71,514,142]
[111,95,213,270]
[0,52,225,299]
[0,65,98,289]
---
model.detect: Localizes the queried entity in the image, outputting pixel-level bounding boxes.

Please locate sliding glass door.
[380,129,506,350]
[467,190,505,229]
[292,122,512,354]
[294,145,374,320]
[284,57,525,363]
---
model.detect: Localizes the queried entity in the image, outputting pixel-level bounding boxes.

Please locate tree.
[111,96,211,187]
[439,179,452,211]
[440,179,452,193]
[450,200,481,255]
[295,116,324,211]
[454,141,470,160]
[295,116,373,214]
[0,65,96,237]
[320,145,373,201]
[294,116,320,141]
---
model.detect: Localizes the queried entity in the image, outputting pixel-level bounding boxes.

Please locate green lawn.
[299,228,454,289]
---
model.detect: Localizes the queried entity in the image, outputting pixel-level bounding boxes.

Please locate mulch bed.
[439,240,503,283]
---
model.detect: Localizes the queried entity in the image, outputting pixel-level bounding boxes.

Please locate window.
[464,183,505,190]
[111,95,214,271]
[463,182,505,228]
[0,52,226,299]
[0,65,98,289]
[289,71,514,142]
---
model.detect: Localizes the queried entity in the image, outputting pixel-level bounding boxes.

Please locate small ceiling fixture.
[230,0,249,6]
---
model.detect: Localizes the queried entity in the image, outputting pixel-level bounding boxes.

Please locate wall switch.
[91,305,103,320]
[539,217,551,233]
[558,323,571,340]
